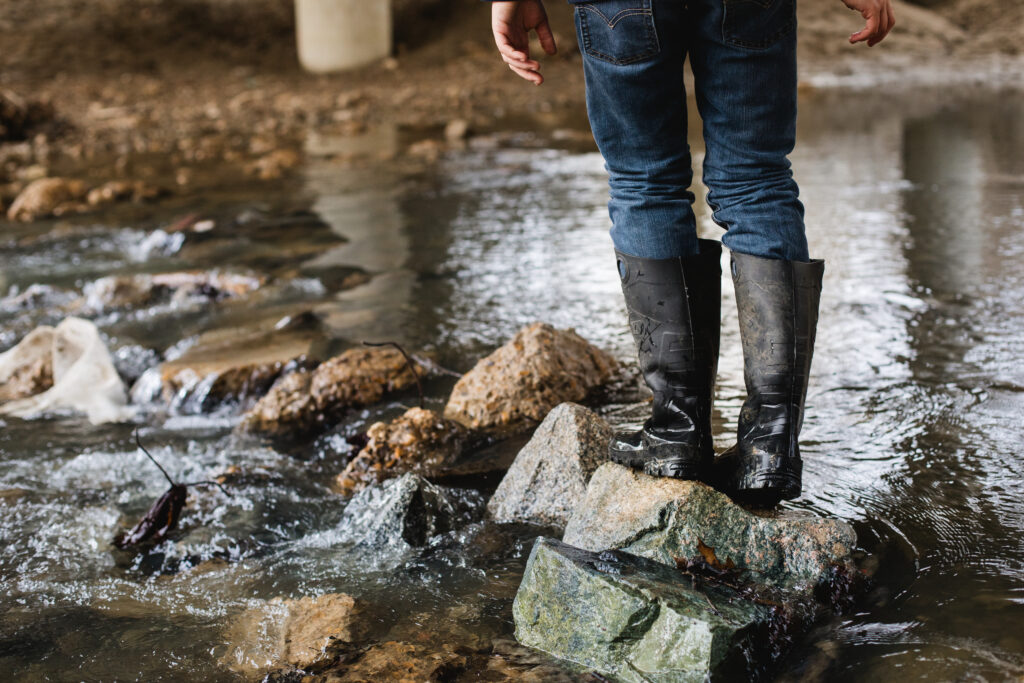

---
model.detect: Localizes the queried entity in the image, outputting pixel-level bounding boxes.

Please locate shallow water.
[1,86,1023,680]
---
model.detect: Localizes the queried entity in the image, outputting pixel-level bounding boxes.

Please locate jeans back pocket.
[722,0,796,50]
[569,0,660,65]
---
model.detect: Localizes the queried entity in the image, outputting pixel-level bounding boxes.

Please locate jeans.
[571,0,809,262]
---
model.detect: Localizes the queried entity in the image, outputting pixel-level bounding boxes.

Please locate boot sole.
[608,446,704,481]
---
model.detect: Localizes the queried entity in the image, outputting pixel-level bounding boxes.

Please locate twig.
[135,428,176,487]
[362,340,424,409]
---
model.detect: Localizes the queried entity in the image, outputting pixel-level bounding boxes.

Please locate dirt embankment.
[0,0,1021,217]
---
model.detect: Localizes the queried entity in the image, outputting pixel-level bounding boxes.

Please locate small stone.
[513,537,775,682]
[248,148,301,180]
[6,177,87,221]
[443,322,617,433]
[444,119,470,141]
[241,346,427,437]
[335,407,471,494]
[563,462,857,593]
[334,473,484,551]
[222,593,361,675]
[487,402,611,529]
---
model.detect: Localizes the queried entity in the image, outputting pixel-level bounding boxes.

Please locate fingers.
[849,11,880,45]
[536,19,558,55]
[508,63,543,85]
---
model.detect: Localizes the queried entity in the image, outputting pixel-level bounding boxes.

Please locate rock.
[160,316,324,412]
[335,473,484,550]
[563,463,857,593]
[443,323,617,433]
[248,148,301,180]
[82,270,263,311]
[6,177,88,221]
[0,318,133,424]
[321,641,467,682]
[241,346,427,437]
[444,118,470,141]
[0,283,78,313]
[487,403,611,529]
[513,537,776,682]
[222,593,361,675]
[85,179,163,207]
[0,325,54,401]
[335,407,471,494]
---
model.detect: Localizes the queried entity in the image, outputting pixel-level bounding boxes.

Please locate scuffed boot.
[609,239,721,479]
[716,251,825,506]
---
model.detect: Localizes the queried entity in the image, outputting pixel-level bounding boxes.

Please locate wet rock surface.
[222,593,361,675]
[443,322,617,433]
[513,537,778,682]
[160,315,325,411]
[335,473,484,551]
[5,177,87,221]
[0,324,54,401]
[335,407,472,494]
[81,270,263,312]
[487,402,612,529]
[319,641,467,682]
[564,463,857,594]
[241,346,427,437]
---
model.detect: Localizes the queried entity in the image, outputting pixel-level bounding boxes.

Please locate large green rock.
[563,463,856,593]
[513,537,774,682]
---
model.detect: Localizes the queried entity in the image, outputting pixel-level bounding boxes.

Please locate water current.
[1,86,1022,680]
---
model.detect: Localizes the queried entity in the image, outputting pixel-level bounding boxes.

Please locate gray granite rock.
[338,472,484,550]
[487,402,612,529]
[563,463,857,593]
[513,537,775,682]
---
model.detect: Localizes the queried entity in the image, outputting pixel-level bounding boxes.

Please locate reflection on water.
[1,88,1023,680]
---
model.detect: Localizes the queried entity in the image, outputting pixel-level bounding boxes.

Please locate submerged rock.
[336,473,484,550]
[241,346,427,437]
[321,641,467,682]
[5,177,87,221]
[563,463,856,593]
[0,317,132,424]
[443,322,617,433]
[487,402,611,529]
[335,407,471,494]
[223,593,361,675]
[513,537,777,682]
[81,270,263,311]
[160,315,324,412]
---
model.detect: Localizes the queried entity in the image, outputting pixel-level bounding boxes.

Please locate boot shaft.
[730,252,824,447]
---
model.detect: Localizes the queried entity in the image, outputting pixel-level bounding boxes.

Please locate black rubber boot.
[716,251,824,506]
[609,239,721,479]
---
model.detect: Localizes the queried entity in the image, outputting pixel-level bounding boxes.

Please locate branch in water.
[362,340,424,409]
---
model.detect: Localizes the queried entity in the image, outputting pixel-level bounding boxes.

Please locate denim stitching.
[578,5,652,29]
[576,3,660,66]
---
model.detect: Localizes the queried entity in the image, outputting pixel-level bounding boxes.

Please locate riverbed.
[1,85,1023,680]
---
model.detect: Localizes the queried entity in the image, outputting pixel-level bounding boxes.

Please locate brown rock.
[0,325,54,401]
[84,271,263,310]
[160,318,324,410]
[335,407,470,494]
[6,177,87,221]
[242,347,427,437]
[85,179,161,207]
[322,641,466,683]
[222,593,361,675]
[248,148,301,180]
[443,322,617,432]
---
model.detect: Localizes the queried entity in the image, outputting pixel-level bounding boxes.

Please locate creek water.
[1,86,1022,681]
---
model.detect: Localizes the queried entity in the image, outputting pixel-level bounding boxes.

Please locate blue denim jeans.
[571,0,809,262]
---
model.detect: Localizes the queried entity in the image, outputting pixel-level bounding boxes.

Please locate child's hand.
[492,0,558,85]
[842,0,896,46]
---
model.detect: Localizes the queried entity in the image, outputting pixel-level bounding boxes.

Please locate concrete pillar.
[295,0,392,73]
